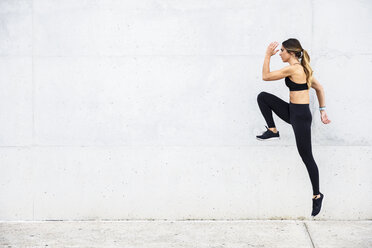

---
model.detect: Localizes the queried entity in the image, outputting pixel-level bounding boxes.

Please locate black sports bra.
[285,76,309,91]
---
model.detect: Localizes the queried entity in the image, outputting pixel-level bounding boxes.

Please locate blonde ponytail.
[301,49,314,89]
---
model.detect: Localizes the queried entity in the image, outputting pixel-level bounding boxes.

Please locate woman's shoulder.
[292,64,305,74]
[289,65,307,83]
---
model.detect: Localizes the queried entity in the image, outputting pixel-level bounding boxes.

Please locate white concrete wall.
[0,0,371,221]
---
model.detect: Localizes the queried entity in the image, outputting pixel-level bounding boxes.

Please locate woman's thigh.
[290,106,313,158]
[259,91,291,124]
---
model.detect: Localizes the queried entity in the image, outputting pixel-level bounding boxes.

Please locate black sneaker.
[256,125,280,141]
[311,192,324,217]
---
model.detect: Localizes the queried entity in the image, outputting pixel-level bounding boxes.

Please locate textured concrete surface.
[0,146,371,221]
[0,220,371,248]
[1,0,372,221]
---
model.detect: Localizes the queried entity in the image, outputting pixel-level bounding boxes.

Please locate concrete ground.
[0,220,371,248]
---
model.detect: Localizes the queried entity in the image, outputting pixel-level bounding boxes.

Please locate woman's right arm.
[311,76,326,109]
[311,77,331,124]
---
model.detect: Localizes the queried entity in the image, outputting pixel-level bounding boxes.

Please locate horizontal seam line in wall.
[0,145,371,148]
[0,54,272,58]
[0,219,370,223]
[2,53,372,58]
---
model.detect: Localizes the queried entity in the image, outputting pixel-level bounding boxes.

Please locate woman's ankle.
[268,127,277,133]
[313,194,321,199]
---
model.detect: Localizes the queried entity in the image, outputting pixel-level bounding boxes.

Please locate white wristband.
[319,106,326,111]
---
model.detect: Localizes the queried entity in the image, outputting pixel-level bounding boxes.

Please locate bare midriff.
[290,90,309,104]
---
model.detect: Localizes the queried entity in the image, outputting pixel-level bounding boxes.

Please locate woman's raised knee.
[257,91,267,102]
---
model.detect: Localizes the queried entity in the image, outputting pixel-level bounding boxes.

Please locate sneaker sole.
[256,137,280,141]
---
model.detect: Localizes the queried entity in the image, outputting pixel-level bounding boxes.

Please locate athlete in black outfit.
[256,38,331,217]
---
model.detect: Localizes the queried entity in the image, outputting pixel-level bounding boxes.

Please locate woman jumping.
[256,38,331,217]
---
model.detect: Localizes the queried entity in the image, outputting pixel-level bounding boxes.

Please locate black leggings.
[257,91,320,195]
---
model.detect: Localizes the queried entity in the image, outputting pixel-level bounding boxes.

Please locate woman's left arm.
[262,42,293,81]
